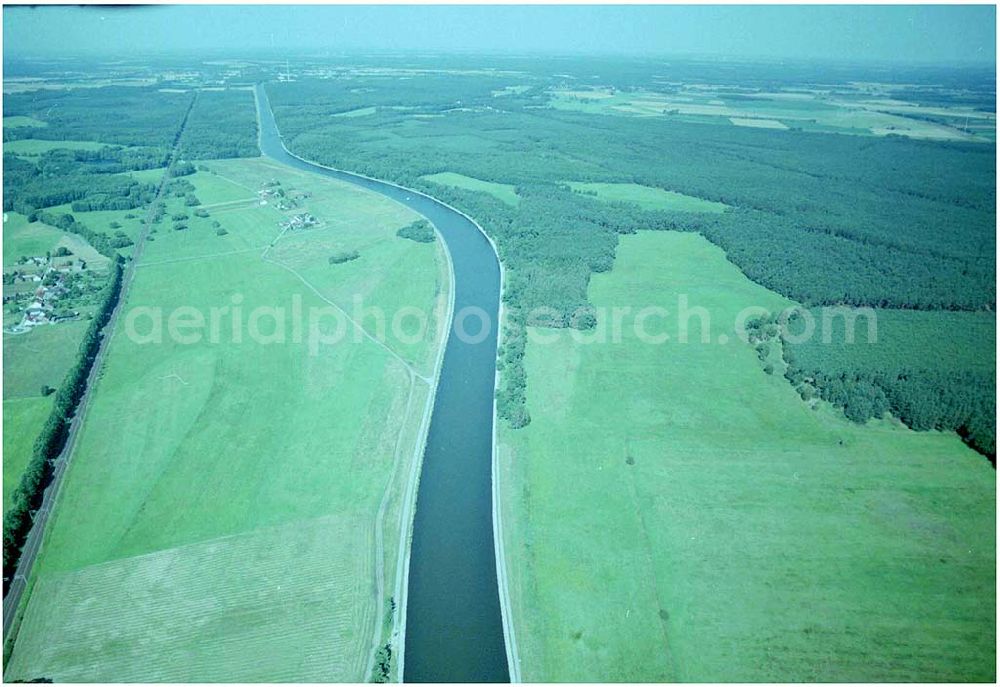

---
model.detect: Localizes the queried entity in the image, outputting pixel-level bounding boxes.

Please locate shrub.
[329,250,360,264]
[396,219,436,243]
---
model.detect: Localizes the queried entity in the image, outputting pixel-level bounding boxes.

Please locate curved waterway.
[255,85,510,682]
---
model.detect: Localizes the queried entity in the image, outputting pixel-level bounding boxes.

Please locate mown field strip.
[7,514,374,682]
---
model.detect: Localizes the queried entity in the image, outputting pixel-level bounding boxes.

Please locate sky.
[3,4,996,65]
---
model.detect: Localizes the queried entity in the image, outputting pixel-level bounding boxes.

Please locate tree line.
[745,312,995,461]
[3,258,124,587]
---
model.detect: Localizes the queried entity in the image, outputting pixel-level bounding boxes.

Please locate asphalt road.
[1,94,198,646]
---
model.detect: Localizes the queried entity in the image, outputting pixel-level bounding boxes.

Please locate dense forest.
[180,89,260,160]
[3,86,191,147]
[267,74,995,456]
[268,79,995,311]
[3,148,161,215]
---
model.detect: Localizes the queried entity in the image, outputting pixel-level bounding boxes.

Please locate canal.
[254,85,510,683]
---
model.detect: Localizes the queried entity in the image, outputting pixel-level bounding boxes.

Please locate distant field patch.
[729,117,789,129]
[567,182,727,213]
[422,171,519,206]
[3,139,115,156]
[492,85,531,97]
[3,115,47,128]
[563,89,614,100]
[334,106,377,118]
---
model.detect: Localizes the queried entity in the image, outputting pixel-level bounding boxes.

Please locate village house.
[279,213,319,231]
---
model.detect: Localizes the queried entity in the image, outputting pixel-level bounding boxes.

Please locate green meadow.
[5,156,450,682]
[335,106,378,118]
[3,321,92,399]
[3,139,115,156]
[2,396,53,512]
[499,231,995,682]
[3,116,47,128]
[566,181,728,213]
[422,171,520,206]
[3,213,68,266]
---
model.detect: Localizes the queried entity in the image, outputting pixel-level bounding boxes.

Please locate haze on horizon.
[3,4,997,66]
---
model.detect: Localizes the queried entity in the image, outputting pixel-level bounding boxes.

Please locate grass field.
[2,213,69,266]
[3,139,117,156]
[2,396,53,512]
[566,182,728,213]
[422,171,520,206]
[5,156,450,682]
[499,231,995,681]
[3,116,47,128]
[729,117,789,129]
[335,106,378,118]
[3,321,91,399]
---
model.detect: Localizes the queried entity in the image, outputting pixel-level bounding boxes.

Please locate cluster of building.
[275,189,311,211]
[257,183,283,205]
[4,260,81,333]
[257,179,319,231]
[279,213,319,231]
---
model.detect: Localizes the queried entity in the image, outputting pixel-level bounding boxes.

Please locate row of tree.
[3,259,124,586]
[3,84,238,579]
[36,211,133,253]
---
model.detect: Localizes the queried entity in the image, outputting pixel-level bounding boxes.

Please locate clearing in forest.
[565,182,727,213]
[421,171,520,206]
[3,139,116,156]
[729,116,789,129]
[3,116,47,128]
